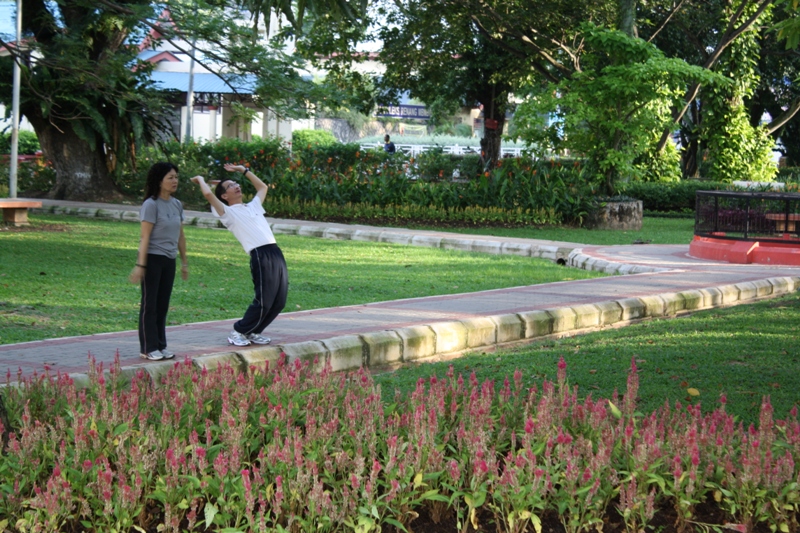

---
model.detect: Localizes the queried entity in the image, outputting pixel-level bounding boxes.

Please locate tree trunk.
[681,139,700,178]
[477,86,508,169]
[27,115,122,201]
[618,0,638,37]
[480,114,505,169]
[680,101,701,178]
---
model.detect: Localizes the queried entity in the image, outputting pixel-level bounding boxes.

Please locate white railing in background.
[360,143,525,158]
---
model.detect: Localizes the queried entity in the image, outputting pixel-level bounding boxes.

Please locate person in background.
[129,162,188,361]
[189,163,288,347]
[383,134,396,154]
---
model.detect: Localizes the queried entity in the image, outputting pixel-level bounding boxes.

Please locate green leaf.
[205,502,219,528]
[383,517,407,531]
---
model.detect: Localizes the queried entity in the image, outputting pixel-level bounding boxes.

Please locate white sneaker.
[140,351,164,361]
[160,349,175,359]
[228,330,251,346]
[246,333,271,345]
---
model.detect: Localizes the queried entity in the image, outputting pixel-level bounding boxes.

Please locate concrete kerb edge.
[567,250,669,274]
[57,275,800,388]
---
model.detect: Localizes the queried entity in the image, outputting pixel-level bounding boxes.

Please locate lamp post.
[8,0,22,198]
[184,37,196,144]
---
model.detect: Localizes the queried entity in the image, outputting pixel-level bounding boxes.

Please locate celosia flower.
[525,418,534,434]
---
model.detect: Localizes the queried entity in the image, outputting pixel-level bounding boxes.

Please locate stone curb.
[47,275,796,387]
[567,249,671,274]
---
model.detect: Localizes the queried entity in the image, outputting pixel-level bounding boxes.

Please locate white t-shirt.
[213,198,277,253]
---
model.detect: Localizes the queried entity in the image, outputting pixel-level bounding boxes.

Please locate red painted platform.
[689,235,800,265]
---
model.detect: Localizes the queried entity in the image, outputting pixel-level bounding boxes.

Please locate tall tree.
[445,0,780,153]
[371,0,617,168]
[641,0,785,178]
[0,0,367,200]
[750,1,800,164]
[514,26,719,194]
[0,0,164,200]
[376,1,509,165]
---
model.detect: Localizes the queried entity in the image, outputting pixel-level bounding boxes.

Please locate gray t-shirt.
[140,197,184,259]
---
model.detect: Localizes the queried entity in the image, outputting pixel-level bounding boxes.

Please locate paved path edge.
[5,275,789,391]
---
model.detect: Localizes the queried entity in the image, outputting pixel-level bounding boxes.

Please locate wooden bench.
[0,199,43,226]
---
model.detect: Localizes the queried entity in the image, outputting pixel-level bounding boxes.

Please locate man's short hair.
[215,181,230,205]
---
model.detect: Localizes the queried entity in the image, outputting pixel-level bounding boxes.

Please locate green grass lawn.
[0,214,604,344]
[409,215,695,245]
[374,292,800,425]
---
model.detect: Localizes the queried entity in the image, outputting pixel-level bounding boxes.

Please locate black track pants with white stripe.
[234,244,288,335]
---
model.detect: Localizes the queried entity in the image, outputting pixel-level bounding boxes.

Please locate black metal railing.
[695,190,800,242]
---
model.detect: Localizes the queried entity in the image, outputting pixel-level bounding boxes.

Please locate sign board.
[375,105,431,120]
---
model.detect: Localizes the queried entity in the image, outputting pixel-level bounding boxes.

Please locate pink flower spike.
[525,418,534,434]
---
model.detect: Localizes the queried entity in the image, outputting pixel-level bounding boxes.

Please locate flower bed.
[1,355,798,532]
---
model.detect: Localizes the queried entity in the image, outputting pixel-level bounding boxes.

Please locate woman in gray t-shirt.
[129,162,188,361]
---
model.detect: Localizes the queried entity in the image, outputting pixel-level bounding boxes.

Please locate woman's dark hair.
[215,181,230,206]
[143,162,179,201]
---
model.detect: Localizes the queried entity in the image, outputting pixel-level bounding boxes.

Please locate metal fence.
[359,143,526,158]
[695,190,800,242]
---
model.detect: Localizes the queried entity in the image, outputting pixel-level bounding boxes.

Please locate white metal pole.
[183,39,196,144]
[9,0,23,198]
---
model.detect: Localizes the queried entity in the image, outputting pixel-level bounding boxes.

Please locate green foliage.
[699,2,778,183]
[774,0,800,50]
[275,151,592,224]
[0,131,41,155]
[263,198,561,226]
[292,128,338,148]
[633,137,682,183]
[617,180,728,212]
[411,147,460,181]
[515,25,723,195]
[0,158,56,197]
[109,139,595,223]
[700,104,777,182]
[0,0,369,200]
[114,137,289,205]
[776,166,800,183]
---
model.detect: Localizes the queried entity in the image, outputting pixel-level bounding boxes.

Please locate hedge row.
[11,136,786,223]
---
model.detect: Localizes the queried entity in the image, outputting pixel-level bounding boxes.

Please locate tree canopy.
[0,0,367,200]
[3,0,800,200]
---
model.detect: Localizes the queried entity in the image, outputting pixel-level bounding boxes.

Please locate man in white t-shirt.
[190,164,288,346]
